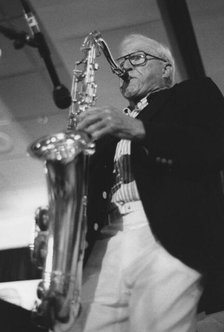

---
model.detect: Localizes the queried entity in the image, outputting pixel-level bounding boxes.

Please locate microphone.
[20,0,71,109]
[53,85,72,110]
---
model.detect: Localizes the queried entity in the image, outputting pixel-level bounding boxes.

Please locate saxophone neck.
[90,31,128,80]
[67,31,128,131]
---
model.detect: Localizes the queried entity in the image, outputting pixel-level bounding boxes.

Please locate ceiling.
[0,0,224,249]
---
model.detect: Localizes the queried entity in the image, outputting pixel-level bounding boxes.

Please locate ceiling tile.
[0,155,45,188]
[32,0,160,40]
[0,121,31,161]
[0,71,62,120]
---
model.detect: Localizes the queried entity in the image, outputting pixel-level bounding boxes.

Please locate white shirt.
[109,97,149,210]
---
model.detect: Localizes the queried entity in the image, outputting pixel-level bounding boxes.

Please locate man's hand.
[76,106,145,141]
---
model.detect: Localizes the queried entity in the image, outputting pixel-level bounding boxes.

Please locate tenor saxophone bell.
[29,132,94,329]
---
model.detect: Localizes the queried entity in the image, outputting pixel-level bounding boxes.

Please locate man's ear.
[162,63,172,79]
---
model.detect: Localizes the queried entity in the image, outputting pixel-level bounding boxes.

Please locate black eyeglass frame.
[116,51,167,68]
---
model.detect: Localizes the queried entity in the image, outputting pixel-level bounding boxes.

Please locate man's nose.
[123,59,133,70]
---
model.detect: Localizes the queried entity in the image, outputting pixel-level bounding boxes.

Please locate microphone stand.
[0,25,71,109]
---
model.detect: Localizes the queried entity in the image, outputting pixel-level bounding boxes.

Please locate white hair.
[120,34,175,87]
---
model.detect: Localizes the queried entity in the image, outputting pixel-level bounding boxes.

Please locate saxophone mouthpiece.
[121,70,129,81]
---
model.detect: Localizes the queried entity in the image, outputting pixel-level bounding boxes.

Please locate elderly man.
[57,34,224,332]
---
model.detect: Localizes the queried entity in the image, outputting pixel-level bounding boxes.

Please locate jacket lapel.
[90,135,118,168]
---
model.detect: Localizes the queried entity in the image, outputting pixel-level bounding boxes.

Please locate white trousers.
[56,202,202,332]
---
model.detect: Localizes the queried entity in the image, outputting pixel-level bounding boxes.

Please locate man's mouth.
[125,75,134,82]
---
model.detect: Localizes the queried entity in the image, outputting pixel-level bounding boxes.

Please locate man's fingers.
[84,118,110,136]
[91,127,112,141]
[77,113,102,130]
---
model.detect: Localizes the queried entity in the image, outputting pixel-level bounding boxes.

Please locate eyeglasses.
[116,51,167,69]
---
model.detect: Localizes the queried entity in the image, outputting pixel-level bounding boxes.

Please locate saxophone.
[29,31,127,330]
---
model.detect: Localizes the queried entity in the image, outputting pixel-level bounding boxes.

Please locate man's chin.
[121,88,138,101]
[121,83,137,99]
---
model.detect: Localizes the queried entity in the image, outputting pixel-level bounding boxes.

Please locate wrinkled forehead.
[120,39,158,57]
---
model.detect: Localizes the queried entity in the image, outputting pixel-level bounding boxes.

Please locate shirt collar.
[135,96,149,111]
[123,96,149,116]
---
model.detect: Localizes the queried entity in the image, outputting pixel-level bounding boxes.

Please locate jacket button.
[93,223,99,231]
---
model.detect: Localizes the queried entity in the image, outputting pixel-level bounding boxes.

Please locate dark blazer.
[86,77,224,312]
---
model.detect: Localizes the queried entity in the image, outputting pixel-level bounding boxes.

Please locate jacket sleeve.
[141,78,224,173]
